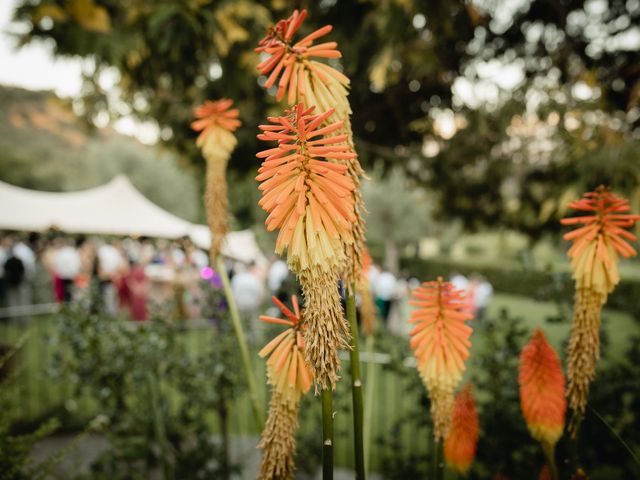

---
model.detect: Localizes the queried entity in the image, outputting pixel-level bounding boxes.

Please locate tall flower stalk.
[256,103,356,391]
[408,277,474,442]
[192,99,264,430]
[519,330,566,480]
[255,9,366,286]
[257,295,313,480]
[560,186,639,433]
[444,384,479,475]
[191,99,241,261]
[255,11,368,477]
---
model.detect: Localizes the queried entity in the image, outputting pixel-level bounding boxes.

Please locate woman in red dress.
[126,260,148,321]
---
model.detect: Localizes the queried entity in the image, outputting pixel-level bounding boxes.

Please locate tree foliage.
[12,0,640,236]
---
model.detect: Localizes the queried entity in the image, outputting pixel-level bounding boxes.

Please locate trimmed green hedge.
[401,257,640,316]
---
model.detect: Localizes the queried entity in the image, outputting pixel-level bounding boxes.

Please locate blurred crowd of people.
[0,232,221,321]
[0,231,493,332]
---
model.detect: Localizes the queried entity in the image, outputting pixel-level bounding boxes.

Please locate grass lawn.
[485,292,638,364]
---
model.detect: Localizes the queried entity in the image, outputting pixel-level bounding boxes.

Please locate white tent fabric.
[0,175,265,263]
[189,225,265,265]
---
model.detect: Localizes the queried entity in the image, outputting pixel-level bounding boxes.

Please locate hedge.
[400,257,640,317]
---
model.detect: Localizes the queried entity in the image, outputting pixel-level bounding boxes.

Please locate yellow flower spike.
[256,103,356,273]
[257,295,313,480]
[256,9,366,289]
[191,98,241,260]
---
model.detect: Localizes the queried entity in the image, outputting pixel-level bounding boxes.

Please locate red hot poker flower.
[519,329,566,448]
[191,98,241,145]
[444,384,479,474]
[409,278,473,391]
[191,98,241,260]
[259,295,313,406]
[256,103,356,272]
[561,186,640,295]
[408,277,474,439]
[255,9,349,106]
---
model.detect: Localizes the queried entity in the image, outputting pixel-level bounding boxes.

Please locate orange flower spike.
[408,278,473,389]
[561,186,640,295]
[256,104,355,272]
[191,98,242,261]
[255,9,349,105]
[519,330,566,448]
[408,277,474,440]
[191,98,241,147]
[259,295,313,405]
[258,294,313,480]
[444,384,479,474]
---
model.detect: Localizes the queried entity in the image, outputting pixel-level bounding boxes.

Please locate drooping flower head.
[256,103,356,273]
[191,98,241,260]
[444,384,479,474]
[259,295,313,405]
[560,186,640,296]
[191,98,241,159]
[258,295,313,480]
[519,330,566,448]
[256,9,349,113]
[408,277,473,440]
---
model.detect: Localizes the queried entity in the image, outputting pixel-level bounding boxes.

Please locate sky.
[0,0,83,96]
[0,0,160,143]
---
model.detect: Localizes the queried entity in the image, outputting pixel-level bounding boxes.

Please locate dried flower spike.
[258,295,313,480]
[408,277,473,440]
[561,187,639,431]
[444,384,479,474]
[519,330,566,449]
[191,98,241,260]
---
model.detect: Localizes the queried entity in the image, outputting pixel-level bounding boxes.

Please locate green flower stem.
[216,255,264,431]
[346,288,365,479]
[431,439,443,480]
[322,389,334,480]
[146,371,174,480]
[543,442,560,480]
[363,334,376,476]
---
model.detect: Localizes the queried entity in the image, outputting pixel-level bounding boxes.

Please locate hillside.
[0,86,201,222]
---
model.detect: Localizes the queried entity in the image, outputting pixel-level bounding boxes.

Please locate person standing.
[373,268,397,325]
[97,241,125,315]
[3,243,26,310]
[52,239,82,303]
[126,258,148,321]
[474,276,493,321]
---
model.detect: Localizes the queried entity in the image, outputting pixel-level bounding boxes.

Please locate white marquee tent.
[0,175,264,264]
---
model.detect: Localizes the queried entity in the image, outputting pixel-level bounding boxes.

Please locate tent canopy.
[0,175,264,263]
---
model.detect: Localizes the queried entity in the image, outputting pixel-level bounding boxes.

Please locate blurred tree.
[11,0,640,237]
[362,167,432,273]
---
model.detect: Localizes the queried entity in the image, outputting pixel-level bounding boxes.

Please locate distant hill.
[0,86,201,222]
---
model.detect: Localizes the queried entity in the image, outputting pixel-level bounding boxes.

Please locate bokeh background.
[1,1,639,479]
